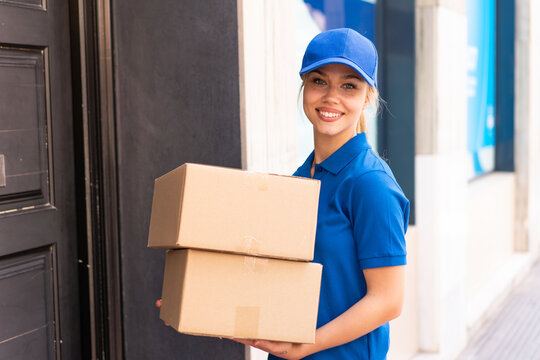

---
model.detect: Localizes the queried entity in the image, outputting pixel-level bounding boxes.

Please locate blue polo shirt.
[269,133,409,360]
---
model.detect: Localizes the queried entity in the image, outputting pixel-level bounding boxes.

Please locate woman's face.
[303,63,369,141]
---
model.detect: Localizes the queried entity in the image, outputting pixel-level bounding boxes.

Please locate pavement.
[457,259,540,360]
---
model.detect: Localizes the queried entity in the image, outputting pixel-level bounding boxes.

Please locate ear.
[362,94,371,111]
[363,87,374,110]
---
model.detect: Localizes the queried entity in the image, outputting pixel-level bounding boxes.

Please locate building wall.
[415,2,469,358]
[409,0,540,359]
[238,0,299,175]
[527,0,540,255]
[466,174,516,328]
[388,227,419,360]
[467,175,515,297]
[458,0,540,345]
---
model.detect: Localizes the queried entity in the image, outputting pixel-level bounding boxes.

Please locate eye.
[343,83,357,90]
[312,77,326,85]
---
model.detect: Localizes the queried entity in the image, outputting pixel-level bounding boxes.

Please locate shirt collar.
[320,133,371,175]
[297,151,315,177]
[297,133,371,177]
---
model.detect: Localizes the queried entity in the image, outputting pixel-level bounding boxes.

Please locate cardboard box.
[147,163,320,261]
[160,249,322,343]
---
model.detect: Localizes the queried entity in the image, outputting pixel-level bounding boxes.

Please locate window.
[466,0,497,178]
[466,0,515,178]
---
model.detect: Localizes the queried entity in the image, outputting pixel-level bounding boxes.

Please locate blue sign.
[466,0,496,178]
[303,0,376,41]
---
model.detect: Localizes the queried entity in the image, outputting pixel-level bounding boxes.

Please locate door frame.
[69,0,123,358]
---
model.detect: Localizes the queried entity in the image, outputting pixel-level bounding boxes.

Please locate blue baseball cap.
[300,28,378,88]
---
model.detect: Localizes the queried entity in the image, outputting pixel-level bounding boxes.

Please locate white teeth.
[319,111,341,118]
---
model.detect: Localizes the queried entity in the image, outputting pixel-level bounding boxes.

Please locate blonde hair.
[299,75,380,135]
[357,86,380,134]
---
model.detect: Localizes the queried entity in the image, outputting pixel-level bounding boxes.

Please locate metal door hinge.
[0,154,5,187]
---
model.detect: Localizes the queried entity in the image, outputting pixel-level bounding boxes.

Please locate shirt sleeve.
[343,170,409,269]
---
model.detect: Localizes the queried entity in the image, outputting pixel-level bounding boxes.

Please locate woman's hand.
[231,338,311,360]
[155,299,170,326]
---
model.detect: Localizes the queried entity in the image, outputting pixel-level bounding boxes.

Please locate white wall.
[467,174,515,298]
[238,0,299,176]
[415,2,469,358]
[388,227,419,360]
[527,0,540,254]
[466,174,515,328]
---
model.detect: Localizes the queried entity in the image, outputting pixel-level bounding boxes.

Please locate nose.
[322,84,340,103]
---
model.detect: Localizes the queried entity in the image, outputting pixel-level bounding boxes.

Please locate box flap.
[147,165,186,248]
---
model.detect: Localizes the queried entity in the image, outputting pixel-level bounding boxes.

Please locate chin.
[314,124,347,138]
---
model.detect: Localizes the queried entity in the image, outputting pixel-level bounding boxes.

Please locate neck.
[313,130,356,164]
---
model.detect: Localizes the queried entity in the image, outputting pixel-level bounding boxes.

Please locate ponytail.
[357,112,367,133]
[357,86,381,136]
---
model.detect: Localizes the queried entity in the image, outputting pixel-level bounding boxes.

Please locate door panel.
[0,248,55,359]
[0,1,81,359]
[0,47,51,211]
[0,0,43,10]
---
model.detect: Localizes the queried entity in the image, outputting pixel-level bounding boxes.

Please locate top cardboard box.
[147,163,320,261]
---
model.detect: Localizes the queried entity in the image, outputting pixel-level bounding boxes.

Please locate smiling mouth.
[317,109,344,121]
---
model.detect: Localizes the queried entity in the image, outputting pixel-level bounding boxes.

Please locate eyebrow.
[310,69,363,81]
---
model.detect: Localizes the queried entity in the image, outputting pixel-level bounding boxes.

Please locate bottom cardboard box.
[160,249,322,343]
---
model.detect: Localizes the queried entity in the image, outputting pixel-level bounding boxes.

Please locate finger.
[155,299,162,308]
[251,340,276,348]
[254,340,292,355]
[230,338,256,346]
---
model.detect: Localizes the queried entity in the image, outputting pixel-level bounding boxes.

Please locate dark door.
[0,1,81,359]
[112,0,245,358]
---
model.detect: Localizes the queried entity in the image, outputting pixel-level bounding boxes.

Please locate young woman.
[157,27,408,359]
[234,28,409,359]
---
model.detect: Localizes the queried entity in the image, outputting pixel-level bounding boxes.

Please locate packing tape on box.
[234,306,260,338]
[243,256,269,274]
[239,236,261,255]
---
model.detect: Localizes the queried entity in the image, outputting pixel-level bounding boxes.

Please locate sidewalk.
[457,259,540,360]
